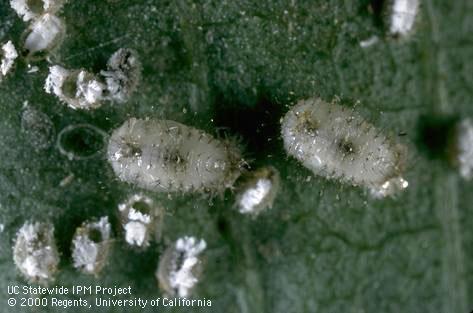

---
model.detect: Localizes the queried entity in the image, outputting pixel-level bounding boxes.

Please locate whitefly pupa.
[388,0,420,37]
[107,118,245,194]
[0,41,18,82]
[156,236,206,298]
[22,13,65,60]
[100,48,141,103]
[13,221,60,284]
[71,216,112,276]
[118,193,164,248]
[45,65,107,110]
[234,166,280,216]
[10,0,67,22]
[281,98,408,198]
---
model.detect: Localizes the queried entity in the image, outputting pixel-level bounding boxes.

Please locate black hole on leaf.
[417,115,458,160]
[213,94,284,160]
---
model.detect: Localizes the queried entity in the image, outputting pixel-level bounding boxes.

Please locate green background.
[0,0,472,312]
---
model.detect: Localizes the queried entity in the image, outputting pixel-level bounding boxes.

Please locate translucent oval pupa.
[281,98,408,197]
[107,118,244,194]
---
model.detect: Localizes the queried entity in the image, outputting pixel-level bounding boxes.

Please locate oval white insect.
[23,13,65,59]
[235,166,280,216]
[107,118,244,193]
[281,98,408,198]
[13,221,59,283]
[118,194,164,248]
[71,216,112,276]
[10,0,66,22]
[389,0,419,37]
[0,41,18,81]
[100,48,141,103]
[156,236,206,298]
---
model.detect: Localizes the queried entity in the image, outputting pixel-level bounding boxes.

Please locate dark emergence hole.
[27,0,45,14]
[132,201,151,215]
[417,115,459,160]
[89,228,103,243]
[213,94,284,159]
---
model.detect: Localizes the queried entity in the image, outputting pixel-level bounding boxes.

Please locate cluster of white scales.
[7,0,473,302]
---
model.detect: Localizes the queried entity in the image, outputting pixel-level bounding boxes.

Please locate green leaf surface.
[0,0,472,312]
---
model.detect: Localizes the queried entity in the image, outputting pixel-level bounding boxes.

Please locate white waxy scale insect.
[235,166,280,216]
[389,0,419,37]
[281,98,408,198]
[71,216,112,275]
[13,221,59,283]
[118,194,164,248]
[23,13,65,58]
[45,65,107,110]
[453,118,473,180]
[107,118,244,194]
[100,48,141,103]
[0,41,18,81]
[10,0,66,22]
[45,49,140,109]
[156,236,206,298]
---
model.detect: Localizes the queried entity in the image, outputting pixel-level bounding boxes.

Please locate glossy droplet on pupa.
[281,98,408,198]
[107,118,244,194]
